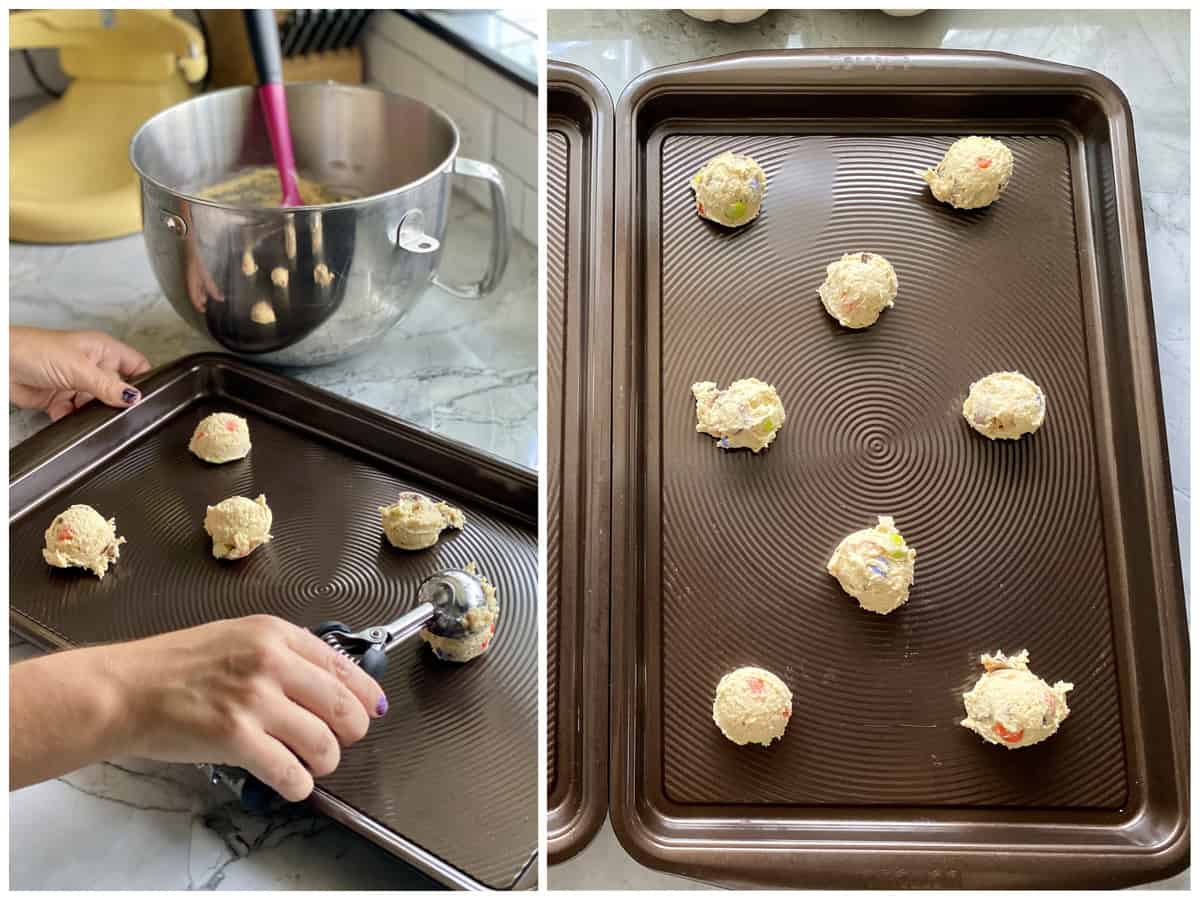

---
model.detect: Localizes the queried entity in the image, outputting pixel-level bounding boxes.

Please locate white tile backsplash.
[494,112,537,187]
[422,74,495,163]
[364,11,537,246]
[523,93,538,131]
[520,183,538,246]
[465,56,526,124]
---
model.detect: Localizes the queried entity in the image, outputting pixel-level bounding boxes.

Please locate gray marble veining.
[8,188,531,890]
[549,8,1188,892]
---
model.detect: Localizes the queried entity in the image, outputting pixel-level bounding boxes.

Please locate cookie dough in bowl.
[379,492,465,550]
[421,562,499,663]
[962,371,1046,440]
[43,504,126,579]
[817,252,898,329]
[189,412,251,463]
[827,515,916,614]
[921,136,1014,209]
[712,666,793,746]
[691,378,786,453]
[961,650,1073,749]
[690,151,767,228]
[204,494,273,560]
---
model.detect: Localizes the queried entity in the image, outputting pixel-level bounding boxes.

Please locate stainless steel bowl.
[130,82,508,366]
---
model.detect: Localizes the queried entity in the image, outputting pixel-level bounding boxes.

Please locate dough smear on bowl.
[379,491,465,550]
[189,412,251,463]
[204,494,273,560]
[961,650,1073,749]
[921,136,1014,209]
[691,378,785,453]
[827,515,916,614]
[43,504,126,579]
[690,151,767,228]
[712,666,792,746]
[420,561,499,663]
[962,371,1046,440]
[817,251,898,329]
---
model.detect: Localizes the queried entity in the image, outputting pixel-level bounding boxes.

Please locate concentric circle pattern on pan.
[9,400,537,888]
[546,128,569,792]
[653,133,1125,808]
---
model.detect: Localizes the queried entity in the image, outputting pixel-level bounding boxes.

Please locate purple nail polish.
[375,695,388,717]
[122,388,141,405]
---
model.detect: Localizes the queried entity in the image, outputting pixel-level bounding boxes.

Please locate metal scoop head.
[417,567,489,640]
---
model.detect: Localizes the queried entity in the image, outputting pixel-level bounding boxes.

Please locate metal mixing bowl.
[130,82,508,366]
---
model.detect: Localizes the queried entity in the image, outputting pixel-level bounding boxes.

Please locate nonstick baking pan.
[9,354,537,891]
[609,50,1189,889]
[546,61,614,863]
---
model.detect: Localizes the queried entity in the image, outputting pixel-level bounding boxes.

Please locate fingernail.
[122,388,141,405]
[375,694,388,717]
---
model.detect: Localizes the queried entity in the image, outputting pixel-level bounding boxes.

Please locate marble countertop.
[8,188,534,890]
[548,8,1189,892]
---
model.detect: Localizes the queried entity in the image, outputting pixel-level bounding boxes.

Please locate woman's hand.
[11,616,388,801]
[9,326,152,421]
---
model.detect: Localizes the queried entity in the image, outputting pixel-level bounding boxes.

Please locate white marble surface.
[548,8,1189,892]
[8,188,533,890]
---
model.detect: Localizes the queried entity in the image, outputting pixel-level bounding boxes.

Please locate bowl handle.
[432,157,510,299]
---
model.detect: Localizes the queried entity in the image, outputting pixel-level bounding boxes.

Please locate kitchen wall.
[363,12,538,246]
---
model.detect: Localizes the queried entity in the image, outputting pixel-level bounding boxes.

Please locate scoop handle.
[244,9,284,84]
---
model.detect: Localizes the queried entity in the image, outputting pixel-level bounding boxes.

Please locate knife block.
[200,10,363,87]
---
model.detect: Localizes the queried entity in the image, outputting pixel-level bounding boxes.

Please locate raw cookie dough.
[42,504,125,579]
[961,650,1073,749]
[712,666,793,746]
[250,301,276,325]
[690,151,767,228]
[313,263,334,287]
[817,252,898,329]
[691,378,786,453]
[204,494,273,560]
[921,136,1014,210]
[242,249,258,276]
[270,267,288,288]
[962,371,1046,440]
[197,167,348,207]
[827,515,916,615]
[188,412,251,463]
[379,492,465,550]
[420,561,499,663]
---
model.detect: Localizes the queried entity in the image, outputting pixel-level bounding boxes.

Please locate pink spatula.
[244,10,302,207]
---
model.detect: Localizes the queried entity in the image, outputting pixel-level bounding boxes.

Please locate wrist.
[84,643,145,760]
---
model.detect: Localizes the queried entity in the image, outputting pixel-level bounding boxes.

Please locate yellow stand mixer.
[9,9,207,243]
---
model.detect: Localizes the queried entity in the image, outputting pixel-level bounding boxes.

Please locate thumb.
[68,361,141,409]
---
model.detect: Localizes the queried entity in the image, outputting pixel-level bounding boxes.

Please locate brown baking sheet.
[9,355,537,890]
[546,61,614,863]
[609,50,1188,889]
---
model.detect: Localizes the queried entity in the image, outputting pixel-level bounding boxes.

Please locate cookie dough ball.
[817,252,898,329]
[204,494,273,560]
[313,263,334,287]
[692,378,786,453]
[963,371,1046,440]
[961,650,1073,749]
[241,249,257,276]
[921,136,1014,209]
[250,301,276,325]
[712,666,793,746]
[379,492,465,550]
[188,412,251,464]
[270,267,288,288]
[43,504,126,579]
[827,515,916,615]
[421,562,499,663]
[690,151,767,228]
